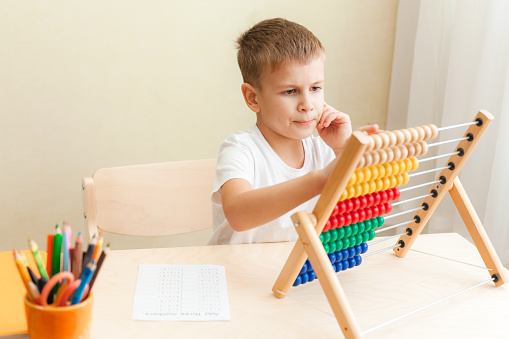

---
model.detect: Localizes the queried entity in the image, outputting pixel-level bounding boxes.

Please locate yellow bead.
[383,163,393,177]
[375,178,384,192]
[340,190,348,201]
[368,180,377,194]
[411,157,419,171]
[376,164,385,179]
[361,181,370,195]
[402,172,409,185]
[348,172,357,186]
[397,159,406,173]
[389,175,397,188]
[382,177,391,190]
[404,158,413,172]
[362,167,372,182]
[396,174,404,186]
[391,161,400,175]
[354,184,363,197]
[370,165,379,180]
[347,185,356,199]
[355,168,364,184]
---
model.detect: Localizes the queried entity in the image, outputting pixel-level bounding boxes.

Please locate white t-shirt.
[207,125,335,245]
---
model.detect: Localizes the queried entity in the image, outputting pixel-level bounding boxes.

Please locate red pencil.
[46,234,54,278]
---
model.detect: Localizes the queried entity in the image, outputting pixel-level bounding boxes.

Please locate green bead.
[356,234,363,245]
[349,236,356,248]
[329,241,336,253]
[362,231,370,243]
[364,219,373,231]
[377,216,384,228]
[371,217,379,229]
[342,237,350,249]
[323,243,330,253]
[351,223,359,236]
[335,239,343,251]
[344,225,352,238]
[320,233,324,243]
[323,231,331,244]
[330,228,338,242]
[357,221,365,234]
[337,227,345,239]
[368,229,376,241]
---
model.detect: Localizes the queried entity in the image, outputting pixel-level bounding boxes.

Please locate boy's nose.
[298,94,314,112]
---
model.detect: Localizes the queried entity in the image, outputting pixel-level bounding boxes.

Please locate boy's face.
[253,56,325,144]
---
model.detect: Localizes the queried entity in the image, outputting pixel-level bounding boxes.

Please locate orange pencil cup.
[24,293,93,339]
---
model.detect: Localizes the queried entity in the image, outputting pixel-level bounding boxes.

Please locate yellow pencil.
[13,250,34,301]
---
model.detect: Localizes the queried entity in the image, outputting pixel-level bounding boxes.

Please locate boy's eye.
[311,86,322,92]
[283,89,296,95]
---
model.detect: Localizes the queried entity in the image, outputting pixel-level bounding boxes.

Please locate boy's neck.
[257,125,305,169]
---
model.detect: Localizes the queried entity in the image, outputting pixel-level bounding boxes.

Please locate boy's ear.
[241,83,261,113]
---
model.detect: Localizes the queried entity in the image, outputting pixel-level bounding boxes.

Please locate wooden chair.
[82,159,216,239]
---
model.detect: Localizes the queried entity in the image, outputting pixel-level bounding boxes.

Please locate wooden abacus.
[272,110,508,338]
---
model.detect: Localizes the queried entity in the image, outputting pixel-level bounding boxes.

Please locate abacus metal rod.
[436,121,477,132]
[427,136,469,148]
[361,243,401,258]
[418,151,460,163]
[383,206,424,220]
[399,180,441,192]
[375,219,415,234]
[362,276,496,335]
[368,232,407,246]
[391,193,433,207]
[407,165,450,178]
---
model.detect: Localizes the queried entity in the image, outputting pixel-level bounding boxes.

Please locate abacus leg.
[449,177,508,286]
[292,211,362,339]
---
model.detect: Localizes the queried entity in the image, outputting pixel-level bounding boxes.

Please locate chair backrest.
[82,159,216,238]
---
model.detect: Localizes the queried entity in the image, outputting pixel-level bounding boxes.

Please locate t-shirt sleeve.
[211,136,255,205]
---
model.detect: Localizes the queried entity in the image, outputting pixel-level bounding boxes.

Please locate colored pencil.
[28,238,49,279]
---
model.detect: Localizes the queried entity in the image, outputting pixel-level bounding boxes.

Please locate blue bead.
[342,259,349,270]
[348,257,356,268]
[301,272,309,284]
[328,252,337,264]
[300,263,308,275]
[293,275,302,286]
[335,250,343,262]
[335,262,342,272]
[361,242,369,254]
[307,262,314,272]
[355,245,362,256]
[355,255,362,266]
[308,271,316,282]
[348,247,356,259]
[341,249,349,261]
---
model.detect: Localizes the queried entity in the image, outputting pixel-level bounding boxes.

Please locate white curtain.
[388,0,509,267]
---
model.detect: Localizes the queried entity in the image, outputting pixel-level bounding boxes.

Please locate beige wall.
[0,0,398,251]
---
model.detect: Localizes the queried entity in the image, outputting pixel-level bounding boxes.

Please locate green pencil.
[28,238,49,279]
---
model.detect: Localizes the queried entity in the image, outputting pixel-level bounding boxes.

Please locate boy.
[208,18,376,245]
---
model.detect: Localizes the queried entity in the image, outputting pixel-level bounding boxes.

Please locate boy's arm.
[221,160,337,232]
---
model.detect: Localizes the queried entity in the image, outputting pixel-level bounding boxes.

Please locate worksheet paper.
[131,264,230,321]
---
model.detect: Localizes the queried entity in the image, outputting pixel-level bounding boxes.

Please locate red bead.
[345,200,354,213]
[358,195,368,209]
[337,214,345,227]
[350,211,359,224]
[372,192,381,206]
[366,194,374,208]
[358,209,366,222]
[378,203,386,215]
[371,205,380,218]
[364,207,372,220]
[331,204,339,217]
[379,191,388,204]
[330,216,338,229]
[392,187,400,200]
[344,213,352,226]
[323,220,331,232]
[384,202,392,214]
[337,201,346,214]
[351,197,360,211]
[386,188,394,201]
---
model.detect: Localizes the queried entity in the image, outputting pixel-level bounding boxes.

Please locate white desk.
[91,233,509,338]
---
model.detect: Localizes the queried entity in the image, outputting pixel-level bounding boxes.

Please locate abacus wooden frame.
[272,110,507,339]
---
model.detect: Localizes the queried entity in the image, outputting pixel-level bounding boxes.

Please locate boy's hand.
[317,103,352,155]
[357,124,380,135]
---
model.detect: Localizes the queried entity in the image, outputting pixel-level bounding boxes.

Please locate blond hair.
[236,18,325,89]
